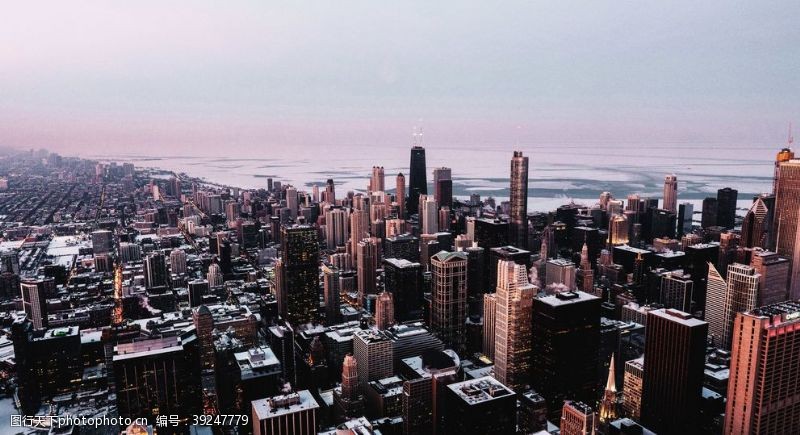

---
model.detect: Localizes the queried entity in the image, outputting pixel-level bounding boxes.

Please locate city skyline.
[1,1,799,156]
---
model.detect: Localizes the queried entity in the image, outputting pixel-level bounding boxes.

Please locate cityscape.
[2,2,799,435]
[0,139,799,434]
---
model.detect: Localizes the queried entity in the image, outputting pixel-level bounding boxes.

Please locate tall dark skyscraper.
[641,308,708,434]
[276,224,320,325]
[531,291,601,420]
[408,146,427,216]
[716,187,738,229]
[510,151,529,248]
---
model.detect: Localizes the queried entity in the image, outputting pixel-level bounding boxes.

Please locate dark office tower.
[641,309,708,434]
[192,305,215,371]
[383,258,423,321]
[662,174,678,213]
[408,146,427,216]
[385,233,420,262]
[430,251,468,354]
[742,197,770,248]
[465,245,486,316]
[143,251,168,290]
[532,291,601,420]
[474,218,510,250]
[268,323,297,386]
[20,278,53,329]
[396,173,406,218]
[510,151,530,249]
[322,265,341,324]
[724,301,800,435]
[716,187,738,229]
[701,197,718,229]
[114,332,203,420]
[11,318,39,414]
[433,167,453,209]
[325,178,336,204]
[278,225,320,325]
[443,376,516,435]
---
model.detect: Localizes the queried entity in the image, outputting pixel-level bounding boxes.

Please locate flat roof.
[252,390,319,420]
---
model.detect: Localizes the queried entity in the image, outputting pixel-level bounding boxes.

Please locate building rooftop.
[538,290,599,307]
[113,335,185,361]
[651,308,708,327]
[447,376,514,405]
[252,390,320,420]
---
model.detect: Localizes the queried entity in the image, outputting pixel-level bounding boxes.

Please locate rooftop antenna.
[789,122,794,148]
[412,123,424,147]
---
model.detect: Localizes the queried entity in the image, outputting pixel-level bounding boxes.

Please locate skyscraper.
[773,159,800,299]
[482,293,497,359]
[396,172,406,218]
[560,401,597,435]
[741,197,770,248]
[356,238,377,305]
[277,225,320,325]
[371,166,385,192]
[724,301,800,435]
[433,167,452,209]
[531,291,601,419]
[493,260,536,390]
[641,309,708,434]
[324,206,349,249]
[325,178,336,204]
[350,209,369,261]
[169,248,187,275]
[716,187,738,229]
[430,251,468,354]
[706,262,761,349]
[20,278,54,329]
[443,376,516,435]
[750,249,790,305]
[375,291,395,330]
[353,329,393,391]
[408,146,427,216]
[701,197,718,228]
[143,251,168,290]
[421,195,439,234]
[383,258,423,321]
[509,151,529,248]
[322,264,341,324]
[252,390,320,435]
[114,334,203,420]
[662,174,678,213]
[622,356,644,420]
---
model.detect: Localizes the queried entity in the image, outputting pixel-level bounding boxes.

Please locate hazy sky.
[1,1,798,156]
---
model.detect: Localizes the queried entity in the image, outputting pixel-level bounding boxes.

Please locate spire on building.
[599,353,618,423]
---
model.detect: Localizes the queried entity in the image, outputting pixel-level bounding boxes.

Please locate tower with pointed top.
[578,242,594,293]
[598,354,618,423]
